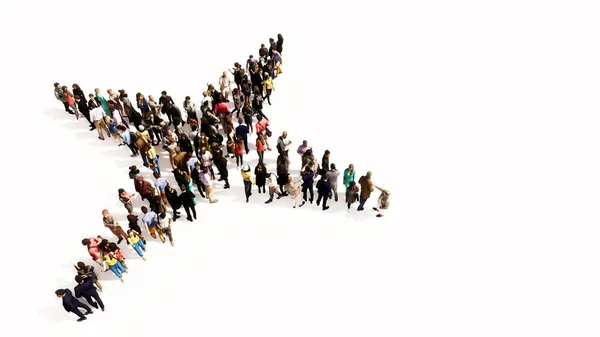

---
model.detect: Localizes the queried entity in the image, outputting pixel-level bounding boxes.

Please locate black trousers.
[194,179,206,198]
[244,180,252,199]
[68,300,92,319]
[127,142,138,155]
[316,193,329,209]
[183,204,196,219]
[62,101,72,112]
[82,291,104,310]
[302,184,314,201]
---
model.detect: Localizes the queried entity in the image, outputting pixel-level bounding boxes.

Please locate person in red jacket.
[234,138,245,168]
[81,237,103,266]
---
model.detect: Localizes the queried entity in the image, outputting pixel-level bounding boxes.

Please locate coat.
[60,289,81,312]
[74,277,98,298]
[254,165,268,186]
[358,175,374,199]
[165,188,182,210]
[285,181,302,197]
[316,179,332,195]
[343,169,356,188]
[345,185,360,204]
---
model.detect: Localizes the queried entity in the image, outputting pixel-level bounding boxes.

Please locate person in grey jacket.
[54,82,74,114]
[327,163,341,202]
[372,185,391,218]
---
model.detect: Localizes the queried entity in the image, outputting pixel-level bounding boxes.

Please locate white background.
[1,0,599,336]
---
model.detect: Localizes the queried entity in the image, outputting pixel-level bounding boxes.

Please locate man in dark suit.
[235,118,250,154]
[74,275,105,312]
[55,288,93,322]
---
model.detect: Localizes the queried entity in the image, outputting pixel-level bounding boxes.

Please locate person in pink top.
[81,237,103,266]
[256,133,268,163]
[255,115,272,152]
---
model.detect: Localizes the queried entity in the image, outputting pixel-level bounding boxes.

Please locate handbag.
[265,127,272,137]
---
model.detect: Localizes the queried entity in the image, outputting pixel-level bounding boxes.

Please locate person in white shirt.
[219,71,232,100]
[265,172,282,204]
[158,212,175,246]
[89,107,111,140]
[277,131,292,156]
[200,147,216,179]
[200,167,218,203]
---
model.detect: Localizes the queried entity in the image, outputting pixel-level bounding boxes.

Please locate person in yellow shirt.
[103,253,127,283]
[262,73,274,105]
[241,164,254,203]
[128,230,147,260]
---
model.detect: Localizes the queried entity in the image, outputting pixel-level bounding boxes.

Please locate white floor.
[4,1,600,336]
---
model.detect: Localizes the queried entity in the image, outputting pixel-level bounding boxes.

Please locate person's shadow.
[36,305,72,323]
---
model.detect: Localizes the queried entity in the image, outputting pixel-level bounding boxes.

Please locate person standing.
[54,82,74,114]
[164,184,183,221]
[343,164,356,188]
[284,175,305,208]
[357,171,374,211]
[55,288,93,322]
[234,137,245,168]
[75,94,95,130]
[277,131,292,156]
[301,168,315,204]
[89,107,111,141]
[158,212,175,246]
[63,86,81,119]
[254,162,268,194]
[179,185,197,221]
[265,172,282,204]
[316,173,332,211]
[141,206,165,243]
[345,181,360,212]
[241,164,254,202]
[102,209,128,244]
[74,261,103,292]
[235,118,250,154]
[327,163,341,202]
[372,186,391,218]
[94,88,112,118]
[74,274,105,311]
[200,167,218,203]
[81,237,103,266]
[118,188,136,214]
[127,229,147,260]
[103,253,127,283]
[134,176,156,204]
[153,172,168,204]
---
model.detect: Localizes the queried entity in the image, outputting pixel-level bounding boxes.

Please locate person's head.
[94,88,100,94]
[383,190,390,196]
[185,96,190,102]
[161,91,167,97]
[75,275,84,284]
[202,166,209,173]
[249,55,253,60]
[282,131,288,138]
[54,82,60,88]
[153,195,161,204]
[160,213,166,219]
[153,172,160,179]
[324,150,330,157]
[288,175,294,182]
[367,171,372,178]
[102,209,109,217]
[201,147,206,153]
[349,164,354,171]
[278,33,283,40]
[256,114,263,121]
[242,164,250,171]
[89,93,94,99]
[72,83,80,90]
[141,206,148,214]
[118,188,125,195]
[117,125,127,131]
[237,117,243,124]
[81,238,90,246]
[148,94,154,101]
[195,162,201,169]
[107,89,113,96]
[55,289,66,297]
[62,86,67,91]
[269,38,274,43]
[302,140,308,147]
[136,176,143,182]
[322,173,329,180]
[350,181,356,187]
[331,163,336,170]
[76,261,86,270]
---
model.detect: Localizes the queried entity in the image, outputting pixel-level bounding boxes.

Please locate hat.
[242,164,250,171]
[138,125,145,131]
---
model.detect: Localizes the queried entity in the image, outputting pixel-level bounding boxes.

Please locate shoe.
[117,238,123,244]
[316,201,320,206]
[309,198,313,204]
[246,198,249,203]
[299,201,305,207]
[171,241,174,247]
[92,303,99,309]
[323,206,329,211]
[101,307,105,312]
[293,206,296,208]
[211,200,218,203]
[187,217,193,222]
[142,256,147,261]
[121,278,124,283]
[357,208,364,211]
[265,199,272,204]
[77,317,87,322]
[85,311,93,315]
[376,214,383,218]
[373,207,379,212]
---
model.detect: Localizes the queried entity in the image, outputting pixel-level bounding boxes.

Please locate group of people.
[54,34,391,322]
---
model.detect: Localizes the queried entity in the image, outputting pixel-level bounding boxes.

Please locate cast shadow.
[37,305,72,323]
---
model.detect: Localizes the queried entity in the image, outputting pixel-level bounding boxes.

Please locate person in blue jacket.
[55,288,93,322]
[74,275,105,312]
[316,173,333,211]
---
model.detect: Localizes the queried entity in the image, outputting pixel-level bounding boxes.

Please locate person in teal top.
[94,88,112,118]
[343,164,356,188]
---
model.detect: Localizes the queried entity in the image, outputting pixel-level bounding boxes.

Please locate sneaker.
[77,317,87,322]
[121,278,125,283]
[299,201,305,207]
[210,200,218,203]
[323,206,329,211]
[101,307,105,312]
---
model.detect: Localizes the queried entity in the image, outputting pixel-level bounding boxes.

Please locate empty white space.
[1,0,599,336]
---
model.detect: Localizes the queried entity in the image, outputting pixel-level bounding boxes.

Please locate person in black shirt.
[179,184,197,222]
[159,91,174,125]
[55,288,93,322]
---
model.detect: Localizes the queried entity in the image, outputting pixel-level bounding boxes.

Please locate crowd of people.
[53,34,391,322]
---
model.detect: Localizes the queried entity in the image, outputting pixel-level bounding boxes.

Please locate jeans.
[152,156,160,174]
[108,260,127,278]
[257,151,264,163]
[162,227,173,243]
[133,240,146,257]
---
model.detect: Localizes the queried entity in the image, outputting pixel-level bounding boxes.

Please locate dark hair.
[118,188,125,194]
[55,289,66,296]
[75,275,84,283]
[141,206,148,213]
[77,261,86,269]
[238,117,243,124]
[54,82,59,87]
[185,96,190,100]
[160,213,166,219]
[249,55,253,58]
[73,83,80,90]
[81,238,90,246]
[278,33,283,40]
[161,91,167,95]
[331,163,336,170]
[153,172,160,179]
[117,125,127,131]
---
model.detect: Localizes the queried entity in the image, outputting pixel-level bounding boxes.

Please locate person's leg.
[91,291,105,310]
[266,89,272,105]
[157,228,165,243]
[243,137,249,154]
[309,186,314,202]
[133,241,144,257]
[258,151,263,163]
[190,205,197,219]
[71,307,86,320]
[63,101,73,113]
[149,226,158,239]
[164,227,173,244]
[138,239,146,251]
[334,188,338,202]
[116,260,127,273]
[83,295,98,309]
[153,156,161,174]
[117,226,129,244]
[316,194,323,206]
[302,185,308,201]
[236,154,240,167]
[322,195,328,210]
[127,143,137,156]
[358,197,367,210]
[183,205,192,220]
[109,265,122,278]
[94,121,105,139]
[209,165,215,178]
[206,186,215,202]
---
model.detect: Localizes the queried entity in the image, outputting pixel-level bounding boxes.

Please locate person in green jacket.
[343,164,356,188]
[95,88,112,118]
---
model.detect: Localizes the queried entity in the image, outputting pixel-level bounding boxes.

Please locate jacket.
[60,289,79,311]
[327,169,340,188]
[302,170,314,187]
[254,165,268,185]
[358,175,374,198]
[343,169,355,188]
[284,180,302,197]
[241,170,254,183]
[345,185,360,204]
[165,188,182,209]
[74,277,97,298]
[54,87,66,102]
[316,179,332,195]
[375,186,391,209]
[86,237,102,260]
